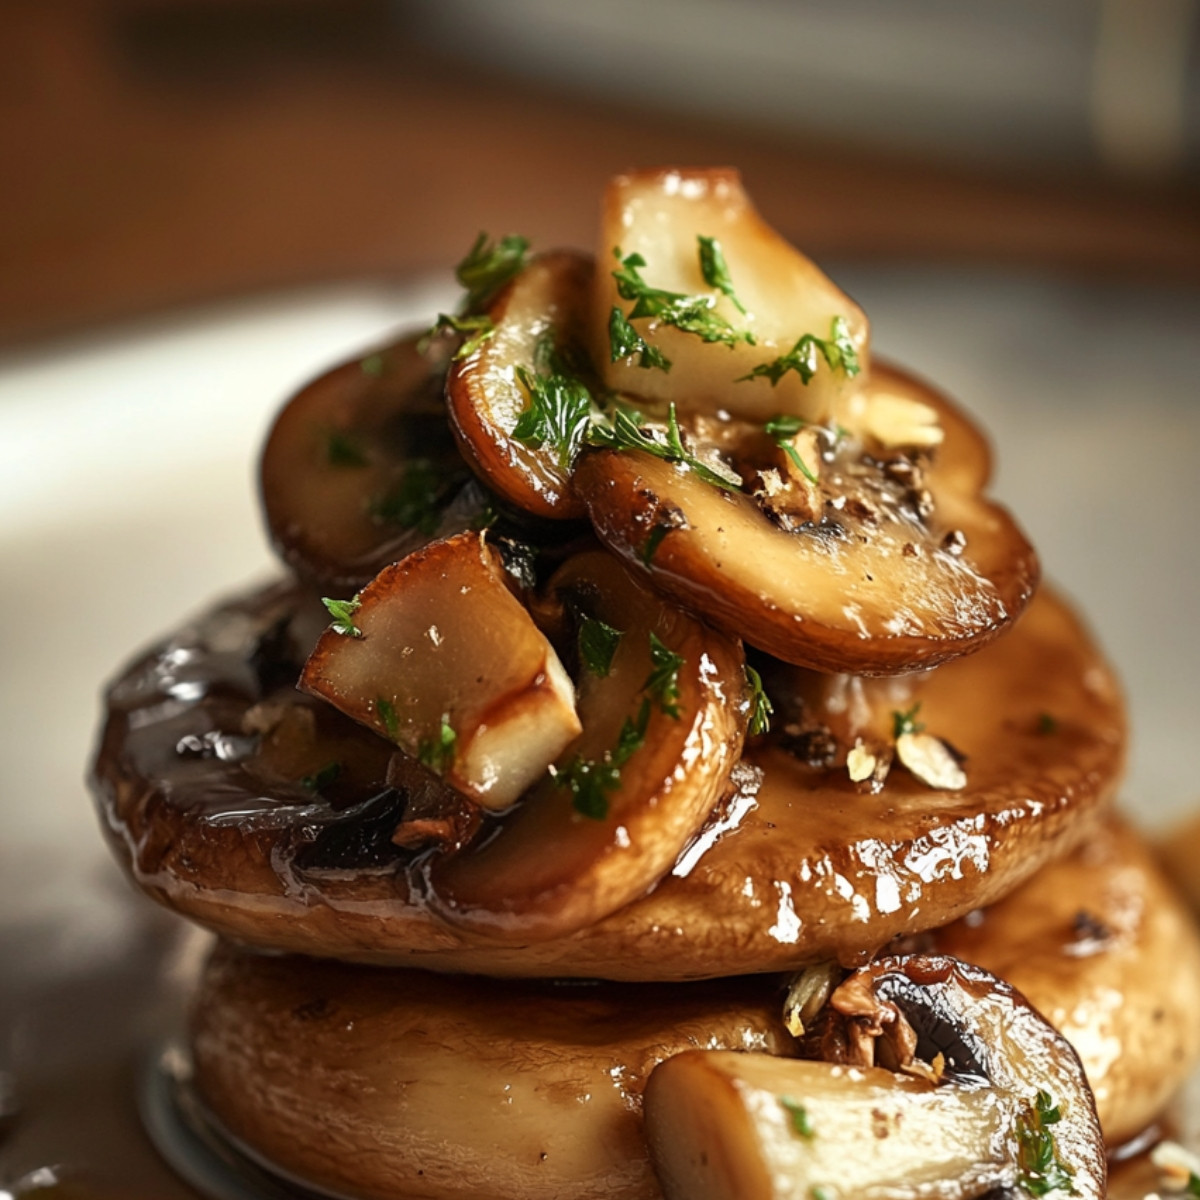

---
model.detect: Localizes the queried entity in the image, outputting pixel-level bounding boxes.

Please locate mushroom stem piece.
[645,955,1106,1200]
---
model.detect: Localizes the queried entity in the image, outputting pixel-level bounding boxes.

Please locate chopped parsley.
[455,232,531,312]
[421,312,496,360]
[326,430,367,468]
[643,633,684,719]
[611,248,755,350]
[641,522,672,566]
[322,595,363,638]
[811,1189,834,1200]
[608,306,671,372]
[1187,1172,1200,1198]
[370,459,444,534]
[764,414,818,484]
[746,665,773,736]
[376,696,399,740]
[892,703,925,739]
[360,353,385,377]
[300,761,342,792]
[779,1096,815,1138]
[578,614,623,678]
[587,403,742,492]
[697,235,748,315]
[417,716,457,773]
[1015,1090,1075,1197]
[739,317,861,387]
[1037,712,1059,735]
[511,366,593,472]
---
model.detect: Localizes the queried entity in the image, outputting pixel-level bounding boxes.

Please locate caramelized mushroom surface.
[576,364,1038,675]
[91,576,1122,974]
[447,251,594,520]
[260,333,489,589]
[190,944,790,1200]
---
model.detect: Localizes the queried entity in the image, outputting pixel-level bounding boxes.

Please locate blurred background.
[1,1,1199,1195]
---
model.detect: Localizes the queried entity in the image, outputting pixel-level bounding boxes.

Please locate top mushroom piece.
[446,168,1038,675]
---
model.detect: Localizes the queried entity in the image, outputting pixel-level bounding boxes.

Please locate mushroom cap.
[90,573,1123,976]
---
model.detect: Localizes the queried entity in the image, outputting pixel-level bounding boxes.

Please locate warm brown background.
[3,0,1199,348]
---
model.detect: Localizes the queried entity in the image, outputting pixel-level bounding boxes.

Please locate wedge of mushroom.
[645,955,1106,1200]
[300,531,581,811]
[426,548,748,941]
[446,250,596,520]
[591,167,869,425]
[260,332,492,589]
[576,363,1038,674]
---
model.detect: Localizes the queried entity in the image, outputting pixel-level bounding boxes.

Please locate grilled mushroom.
[645,956,1106,1200]
[260,333,490,589]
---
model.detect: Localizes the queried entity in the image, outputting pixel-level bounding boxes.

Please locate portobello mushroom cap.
[259,332,490,590]
[932,813,1200,1148]
[645,955,1106,1200]
[575,363,1039,675]
[90,573,1122,976]
[188,944,791,1200]
[446,250,594,521]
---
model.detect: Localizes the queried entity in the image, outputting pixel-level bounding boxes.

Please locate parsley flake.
[608,306,672,372]
[612,248,755,350]
[764,414,818,484]
[370,459,444,534]
[420,312,497,360]
[511,366,593,472]
[779,1096,815,1138]
[579,615,623,678]
[739,317,861,387]
[697,235,748,315]
[360,353,385,377]
[555,700,650,820]
[326,430,367,468]
[1187,1172,1200,1198]
[1015,1090,1075,1197]
[1037,712,1059,735]
[376,696,399,741]
[811,1189,834,1200]
[417,716,457,774]
[892,703,925,739]
[643,633,684,719]
[322,595,363,638]
[587,403,742,492]
[641,522,672,566]
[456,232,531,312]
[300,761,342,792]
[745,665,773,736]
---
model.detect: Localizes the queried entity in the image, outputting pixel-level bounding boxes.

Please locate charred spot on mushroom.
[779,725,840,770]
[291,787,411,872]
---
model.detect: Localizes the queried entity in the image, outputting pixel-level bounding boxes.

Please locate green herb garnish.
[643,633,684,719]
[370,459,444,534]
[301,761,342,792]
[612,248,755,350]
[579,615,623,678]
[811,1189,834,1200]
[892,703,925,739]
[1187,1172,1200,1198]
[641,522,672,566]
[697,235,748,315]
[360,353,385,377]
[376,696,399,740]
[421,312,496,360]
[322,595,363,638]
[587,403,742,492]
[764,414,818,484]
[511,366,593,472]
[456,232,531,312]
[739,317,861,387]
[779,1096,815,1138]
[608,306,672,372]
[1037,712,1058,735]
[746,665,773,736]
[326,431,367,468]
[555,701,650,820]
[1015,1090,1075,1197]
[417,716,457,773]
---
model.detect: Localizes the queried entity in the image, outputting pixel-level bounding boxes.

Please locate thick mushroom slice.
[645,956,1106,1200]
[426,549,748,941]
[300,532,581,811]
[260,333,490,589]
[576,363,1038,673]
[446,251,596,520]
[591,167,869,425]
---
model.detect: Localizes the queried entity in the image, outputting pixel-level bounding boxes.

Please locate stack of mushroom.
[92,169,1200,1200]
